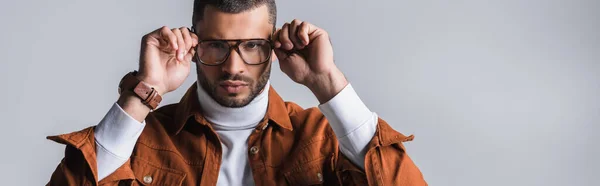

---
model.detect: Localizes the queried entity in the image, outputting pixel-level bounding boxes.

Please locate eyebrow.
[199,37,270,41]
[197,32,272,41]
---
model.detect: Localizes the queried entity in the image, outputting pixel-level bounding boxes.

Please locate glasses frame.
[190,26,274,66]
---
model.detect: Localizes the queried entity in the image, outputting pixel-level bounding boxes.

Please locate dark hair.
[193,0,277,27]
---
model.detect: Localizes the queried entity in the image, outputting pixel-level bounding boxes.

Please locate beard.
[197,65,271,108]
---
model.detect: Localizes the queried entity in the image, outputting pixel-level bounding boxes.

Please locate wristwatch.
[118,71,162,110]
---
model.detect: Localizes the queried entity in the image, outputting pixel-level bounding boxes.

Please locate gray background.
[1,0,598,185]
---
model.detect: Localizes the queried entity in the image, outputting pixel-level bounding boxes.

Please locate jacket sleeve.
[46,127,136,186]
[333,118,428,186]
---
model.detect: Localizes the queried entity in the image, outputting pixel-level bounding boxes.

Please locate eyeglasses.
[191,27,274,66]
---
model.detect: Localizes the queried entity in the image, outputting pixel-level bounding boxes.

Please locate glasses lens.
[197,41,230,65]
[238,40,272,64]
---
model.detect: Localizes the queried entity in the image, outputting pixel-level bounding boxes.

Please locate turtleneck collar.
[196,81,270,131]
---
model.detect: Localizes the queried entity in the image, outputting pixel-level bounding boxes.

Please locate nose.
[221,49,246,75]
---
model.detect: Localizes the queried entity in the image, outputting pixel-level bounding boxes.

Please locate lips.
[219,80,249,86]
[219,80,249,94]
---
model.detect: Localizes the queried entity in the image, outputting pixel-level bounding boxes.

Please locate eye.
[244,42,259,49]
[208,42,225,49]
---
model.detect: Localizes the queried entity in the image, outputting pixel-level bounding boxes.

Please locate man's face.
[194,5,274,108]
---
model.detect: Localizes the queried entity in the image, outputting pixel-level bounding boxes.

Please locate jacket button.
[143,175,153,184]
[317,172,323,182]
[250,146,259,155]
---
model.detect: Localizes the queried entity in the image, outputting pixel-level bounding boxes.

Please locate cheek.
[249,68,262,79]
[197,65,220,82]
[249,63,271,80]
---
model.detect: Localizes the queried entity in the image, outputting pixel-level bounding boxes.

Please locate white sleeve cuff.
[95,141,129,180]
[95,103,145,158]
[94,103,145,180]
[318,84,378,169]
[318,84,374,138]
[337,113,378,169]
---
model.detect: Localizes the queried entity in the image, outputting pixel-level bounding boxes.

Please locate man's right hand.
[117,26,198,122]
[137,26,198,95]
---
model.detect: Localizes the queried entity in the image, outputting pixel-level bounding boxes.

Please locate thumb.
[273,48,289,62]
[273,28,283,49]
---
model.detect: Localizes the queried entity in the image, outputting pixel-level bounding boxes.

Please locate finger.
[303,22,325,41]
[279,23,293,50]
[184,47,196,63]
[190,31,199,47]
[180,27,193,53]
[158,26,178,51]
[189,31,199,63]
[298,21,310,46]
[172,28,186,61]
[288,19,304,49]
[273,28,282,48]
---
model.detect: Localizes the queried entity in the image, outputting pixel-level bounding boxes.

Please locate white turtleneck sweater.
[94,82,377,185]
[195,81,270,186]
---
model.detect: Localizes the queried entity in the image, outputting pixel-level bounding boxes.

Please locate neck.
[196,81,270,130]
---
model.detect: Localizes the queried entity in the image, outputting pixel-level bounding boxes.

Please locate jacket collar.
[171,82,293,135]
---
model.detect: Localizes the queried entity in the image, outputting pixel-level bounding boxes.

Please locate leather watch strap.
[118,71,162,110]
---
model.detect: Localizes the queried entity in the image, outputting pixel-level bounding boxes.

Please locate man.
[47,0,427,185]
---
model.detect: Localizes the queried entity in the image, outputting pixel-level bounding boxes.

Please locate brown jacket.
[47,83,427,185]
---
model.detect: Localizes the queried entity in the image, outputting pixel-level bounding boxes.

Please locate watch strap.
[118,71,162,110]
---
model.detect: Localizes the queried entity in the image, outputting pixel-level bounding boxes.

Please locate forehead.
[195,4,272,40]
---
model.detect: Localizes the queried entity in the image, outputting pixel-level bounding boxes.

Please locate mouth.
[219,80,249,94]
[220,80,249,86]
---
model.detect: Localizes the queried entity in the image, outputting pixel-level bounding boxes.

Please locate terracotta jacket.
[47,84,427,186]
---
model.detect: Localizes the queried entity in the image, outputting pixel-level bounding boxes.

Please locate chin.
[215,93,253,108]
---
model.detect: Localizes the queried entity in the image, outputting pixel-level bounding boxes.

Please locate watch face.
[117,71,139,95]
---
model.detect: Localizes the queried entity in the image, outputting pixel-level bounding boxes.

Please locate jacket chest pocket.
[131,158,186,185]
[283,158,327,186]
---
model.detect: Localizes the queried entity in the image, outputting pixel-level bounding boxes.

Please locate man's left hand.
[273,19,348,103]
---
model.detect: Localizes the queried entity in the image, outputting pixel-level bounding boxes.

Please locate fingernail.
[286,43,293,49]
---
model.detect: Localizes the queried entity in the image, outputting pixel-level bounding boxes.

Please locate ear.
[271,51,278,62]
[191,49,198,63]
